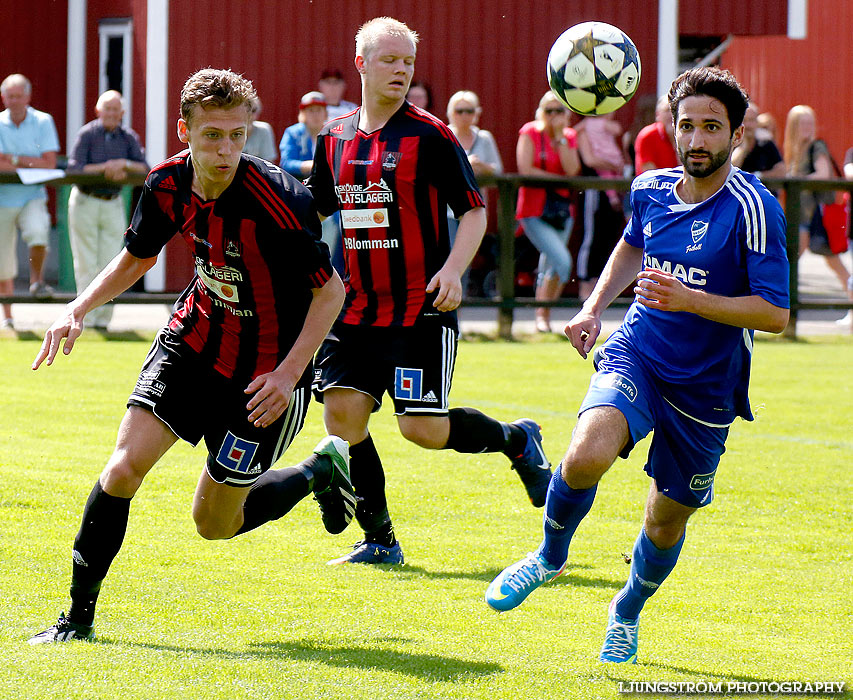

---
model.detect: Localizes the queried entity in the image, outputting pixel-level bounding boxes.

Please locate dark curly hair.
[668,66,749,135]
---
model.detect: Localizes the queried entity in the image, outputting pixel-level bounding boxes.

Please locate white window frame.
[98,19,133,128]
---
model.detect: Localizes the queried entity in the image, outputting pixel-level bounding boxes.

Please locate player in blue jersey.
[485,67,790,663]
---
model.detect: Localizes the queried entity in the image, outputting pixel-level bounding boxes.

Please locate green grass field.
[0,331,851,699]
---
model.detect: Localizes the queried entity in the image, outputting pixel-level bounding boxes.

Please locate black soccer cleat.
[509,419,553,507]
[312,436,357,534]
[28,612,95,645]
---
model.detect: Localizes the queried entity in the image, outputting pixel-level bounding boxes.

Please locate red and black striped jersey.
[125,151,333,384]
[307,102,484,327]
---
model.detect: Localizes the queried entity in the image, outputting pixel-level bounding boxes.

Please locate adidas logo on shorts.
[422,390,438,403]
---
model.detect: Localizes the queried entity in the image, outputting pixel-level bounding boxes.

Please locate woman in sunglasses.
[516,91,581,332]
[445,90,503,295]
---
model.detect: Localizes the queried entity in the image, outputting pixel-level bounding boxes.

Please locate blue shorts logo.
[593,372,638,402]
[216,432,260,474]
[689,471,716,491]
[395,367,423,401]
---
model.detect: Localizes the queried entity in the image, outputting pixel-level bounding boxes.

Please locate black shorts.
[312,319,458,415]
[128,330,309,487]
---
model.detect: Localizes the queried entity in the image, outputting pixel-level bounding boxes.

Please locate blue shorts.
[578,337,729,508]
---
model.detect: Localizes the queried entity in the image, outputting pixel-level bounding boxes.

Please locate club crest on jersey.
[225,240,242,258]
[394,367,423,401]
[216,432,260,474]
[691,220,709,243]
[382,152,402,170]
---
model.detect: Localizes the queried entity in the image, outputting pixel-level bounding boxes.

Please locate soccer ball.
[547,21,641,116]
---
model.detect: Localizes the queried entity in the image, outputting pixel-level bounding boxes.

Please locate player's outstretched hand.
[32,308,85,370]
[635,269,691,312]
[564,310,601,360]
[426,267,463,312]
[245,370,296,428]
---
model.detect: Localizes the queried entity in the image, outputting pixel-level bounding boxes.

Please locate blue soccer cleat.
[327,540,405,566]
[485,551,564,611]
[599,598,639,663]
[509,419,552,507]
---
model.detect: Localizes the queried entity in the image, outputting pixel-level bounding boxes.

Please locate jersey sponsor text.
[644,255,708,286]
[342,208,393,230]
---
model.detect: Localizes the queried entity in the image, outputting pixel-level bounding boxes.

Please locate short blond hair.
[355,17,418,59]
[535,91,566,120]
[446,90,481,121]
[180,68,256,125]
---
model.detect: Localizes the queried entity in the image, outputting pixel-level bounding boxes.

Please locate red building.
[3,0,813,291]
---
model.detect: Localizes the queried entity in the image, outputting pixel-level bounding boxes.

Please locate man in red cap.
[279,91,328,178]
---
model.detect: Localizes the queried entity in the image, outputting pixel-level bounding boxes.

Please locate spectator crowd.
[1,66,851,331]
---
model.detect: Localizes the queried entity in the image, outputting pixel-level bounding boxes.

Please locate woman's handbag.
[541,190,572,229]
[538,129,571,229]
[809,195,848,255]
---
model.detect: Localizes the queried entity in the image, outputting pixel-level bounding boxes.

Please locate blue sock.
[614,528,685,620]
[539,467,597,568]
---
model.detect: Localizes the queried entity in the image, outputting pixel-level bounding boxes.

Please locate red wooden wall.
[0,0,69,150]
[721,0,853,165]
[162,0,664,174]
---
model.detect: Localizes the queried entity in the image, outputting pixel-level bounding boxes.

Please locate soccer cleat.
[312,436,356,535]
[485,551,564,611]
[509,419,552,507]
[27,612,94,645]
[599,598,639,664]
[327,540,405,566]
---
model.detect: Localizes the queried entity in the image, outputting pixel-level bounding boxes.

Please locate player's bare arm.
[635,268,789,333]
[32,249,157,370]
[427,206,486,312]
[245,271,344,428]
[566,239,644,358]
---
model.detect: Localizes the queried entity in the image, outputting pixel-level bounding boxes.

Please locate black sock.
[68,482,132,627]
[350,435,395,546]
[504,424,528,458]
[445,407,523,455]
[364,521,396,548]
[234,466,312,536]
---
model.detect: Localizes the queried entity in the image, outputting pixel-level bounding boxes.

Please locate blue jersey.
[610,165,789,424]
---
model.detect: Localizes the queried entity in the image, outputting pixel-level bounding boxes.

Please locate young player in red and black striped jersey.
[307,17,554,566]
[29,69,355,644]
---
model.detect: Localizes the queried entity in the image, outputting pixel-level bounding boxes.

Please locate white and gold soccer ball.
[547,21,641,116]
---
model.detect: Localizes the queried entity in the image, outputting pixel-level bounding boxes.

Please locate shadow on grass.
[391,563,622,590]
[113,638,503,681]
[7,330,40,341]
